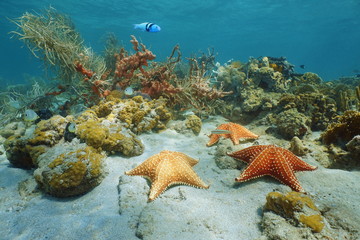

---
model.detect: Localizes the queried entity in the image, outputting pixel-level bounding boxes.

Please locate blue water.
[1,0,359,85]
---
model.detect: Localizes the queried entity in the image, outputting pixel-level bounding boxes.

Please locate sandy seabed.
[0,116,359,240]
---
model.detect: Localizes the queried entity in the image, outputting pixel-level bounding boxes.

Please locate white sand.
[0,116,359,240]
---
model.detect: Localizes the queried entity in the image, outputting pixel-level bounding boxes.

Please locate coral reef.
[270,108,311,139]
[321,110,360,146]
[252,67,288,92]
[3,94,173,173]
[74,95,174,156]
[34,142,105,197]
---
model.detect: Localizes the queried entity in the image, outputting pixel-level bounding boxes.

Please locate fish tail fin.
[133,24,139,29]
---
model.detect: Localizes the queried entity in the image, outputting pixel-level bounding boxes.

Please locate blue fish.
[134,22,161,32]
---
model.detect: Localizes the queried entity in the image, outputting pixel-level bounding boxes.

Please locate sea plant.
[9,7,106,85]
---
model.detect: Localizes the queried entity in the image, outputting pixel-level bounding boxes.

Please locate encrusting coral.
[264,191,325,233]
[3,135,34,169]
[4,115,73,169]
[34,143,105,197]
[184,115,202,135]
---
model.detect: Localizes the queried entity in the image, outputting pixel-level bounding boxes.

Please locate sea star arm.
[282,149,318,172]
[206,124,230,146]
[227,145,270,163]
[125,154,162,182]
[231,123,259,145]
[149,159,209,201]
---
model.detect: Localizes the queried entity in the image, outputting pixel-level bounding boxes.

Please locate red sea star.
[207,122,259,146]
[227,145,317,192]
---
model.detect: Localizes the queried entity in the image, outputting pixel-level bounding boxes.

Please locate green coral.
[321,110,360,145]
[265,191,324,233]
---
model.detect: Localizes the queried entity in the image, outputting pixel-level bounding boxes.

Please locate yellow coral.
[75,110,98,123]
[49,161,87,189]
[92,100,115,118]
[265,191,324,233]
[76,147,103,176]
[77,120,109,149]
[102,132,126,152]
[230,61,242,69]
[269,63,283,73]
[265,191,318,216]
[185,115,202,135]
[132,95,145,103]
[299,214,324,233]
[155,105,172,121]
[132,110,146,125]
[44,146,104,197]
[29,115,68,146]
[27,145,47,166]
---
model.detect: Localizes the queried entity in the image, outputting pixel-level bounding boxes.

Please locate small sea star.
[207,122,258,146]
